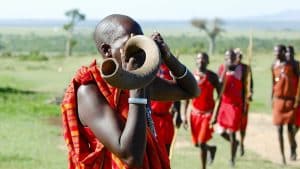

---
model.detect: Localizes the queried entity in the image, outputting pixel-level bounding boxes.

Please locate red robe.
[190,71,215,144]
[290,61,300,126]
[150,64,175,146]
[217,65,243,132]
[272,62,296,125]
[295,108,300,126]
[61,60,170,169]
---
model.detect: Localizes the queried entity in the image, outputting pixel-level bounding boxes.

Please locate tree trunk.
[208,36,216,56]
[65,32,72,57]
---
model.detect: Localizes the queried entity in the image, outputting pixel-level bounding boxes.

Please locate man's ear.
[99,43,112,58]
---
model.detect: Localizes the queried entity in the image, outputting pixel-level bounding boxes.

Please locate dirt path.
[244,113,300,166]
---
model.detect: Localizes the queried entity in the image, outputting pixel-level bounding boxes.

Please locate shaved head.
[94,14,143,51]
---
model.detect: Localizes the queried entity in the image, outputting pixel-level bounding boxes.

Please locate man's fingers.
[120,48,125,57]
[126,57,136,71]
[151,31,163,40]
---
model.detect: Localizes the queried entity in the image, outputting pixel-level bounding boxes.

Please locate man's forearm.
[164,53,200,97]
[119,90,147,166]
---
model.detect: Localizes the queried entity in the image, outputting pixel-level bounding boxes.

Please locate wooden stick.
[244,30,253,111]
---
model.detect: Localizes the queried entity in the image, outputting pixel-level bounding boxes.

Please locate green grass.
[0,52,296,169]
[0,113,66,169]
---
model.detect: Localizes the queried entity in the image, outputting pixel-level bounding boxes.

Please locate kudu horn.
[100,35,161,89]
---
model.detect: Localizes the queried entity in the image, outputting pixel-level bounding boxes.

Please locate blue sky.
[1,0,299,20]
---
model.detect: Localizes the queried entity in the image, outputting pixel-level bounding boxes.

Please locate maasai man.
[183,52,220,169]
[271,44,297,164]
[216,49,242,166]
[285,45,298,161]
[61,14,199,169]
[234,48,254,156]
[150,63,182,155]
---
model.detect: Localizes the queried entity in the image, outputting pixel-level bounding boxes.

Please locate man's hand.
[151,32,171,60]
[247,93,253,101]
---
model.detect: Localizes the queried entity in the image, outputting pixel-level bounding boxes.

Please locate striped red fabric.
[61,60,170,169]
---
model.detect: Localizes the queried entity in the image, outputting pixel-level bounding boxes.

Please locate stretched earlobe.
[100,43,112,58]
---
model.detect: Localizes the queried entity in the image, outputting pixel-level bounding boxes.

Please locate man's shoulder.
[291,60,300,67]
[207,70,218,78]
[206,70,219,83]
[239,62,250,69]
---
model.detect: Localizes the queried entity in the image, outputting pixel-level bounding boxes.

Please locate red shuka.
[290,62,300,126]
[217,66,243,132]
[272,63,296,125]
[190,71,215,144]
[61,60,170,169]
[150,64,175,146]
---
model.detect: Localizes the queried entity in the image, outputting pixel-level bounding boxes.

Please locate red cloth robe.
[150,64,175,146]
[272,62,296,125]
[290,61,300,126]
[61,60,170,169]
[190,71,215,144]
[217,65,243,132]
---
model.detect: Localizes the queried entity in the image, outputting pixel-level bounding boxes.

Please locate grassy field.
[0,22,299,169]
[0,51,298,169]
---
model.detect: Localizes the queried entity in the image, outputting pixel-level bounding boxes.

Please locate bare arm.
[208,71,221,125]
[181,99,191,129]
[77,84,147,167]
[208,71,221,97]
[149,32,200,101]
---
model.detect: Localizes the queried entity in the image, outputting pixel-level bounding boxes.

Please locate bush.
[18,50,49,61]
[1,32,300,57]
[1,51,13,58]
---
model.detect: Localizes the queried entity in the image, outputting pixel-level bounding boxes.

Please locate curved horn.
[100,35,161,89]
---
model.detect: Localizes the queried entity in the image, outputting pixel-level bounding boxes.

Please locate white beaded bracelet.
[170,67,188,80]
[128,98,148,105]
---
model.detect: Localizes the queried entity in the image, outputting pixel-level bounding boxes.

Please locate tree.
[191,18,224,55]
[63,9,85,57]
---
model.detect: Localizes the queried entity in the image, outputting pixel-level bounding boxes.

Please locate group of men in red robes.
[182,48,253,168]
